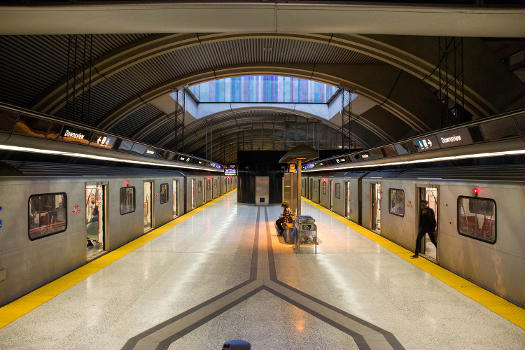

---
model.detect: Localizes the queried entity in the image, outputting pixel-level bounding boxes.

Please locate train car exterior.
[305,165,525,307]
[0,162,236,307]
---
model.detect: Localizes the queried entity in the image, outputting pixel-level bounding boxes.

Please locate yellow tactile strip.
[0,189,237,329]
[302,196,525,330]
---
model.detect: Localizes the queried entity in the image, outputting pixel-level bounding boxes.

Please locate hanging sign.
[436,128,473,148]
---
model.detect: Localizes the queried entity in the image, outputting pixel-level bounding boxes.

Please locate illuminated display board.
[436,128,473,148]
[90,134,115,149]
[224,169,237,175]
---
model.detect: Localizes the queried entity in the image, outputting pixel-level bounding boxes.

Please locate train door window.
[418,186,438,261]
[318,179,321,203]
[371,183,381,233]
[191,179,196,209]
[457,196,496,244]
[120,186,135,215]
[160,183,169,204]
[86,184,106,260]
[143,181,153,232]
[345,181,351,218]
[335,182,341,199]
[28,193,67,240]
[172,180,179,218]
[389,188,405,217]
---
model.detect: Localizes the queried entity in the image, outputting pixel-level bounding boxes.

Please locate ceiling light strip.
[0,145,222,172]
[306,149,525,172]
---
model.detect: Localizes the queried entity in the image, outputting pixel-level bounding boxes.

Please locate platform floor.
[0,192,523,349]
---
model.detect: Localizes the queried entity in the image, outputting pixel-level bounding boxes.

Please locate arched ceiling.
[0,30,523,165]
[172,109,369,165]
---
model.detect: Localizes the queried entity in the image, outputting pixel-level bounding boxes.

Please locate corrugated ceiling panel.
[110,104,163,137]
[55,37,378,126]
[0,34,156,109]
[143,119,175,145]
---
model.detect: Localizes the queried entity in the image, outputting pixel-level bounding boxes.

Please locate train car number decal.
[72,205,81,214]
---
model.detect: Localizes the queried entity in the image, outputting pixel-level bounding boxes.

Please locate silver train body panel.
[305,165,525,306]
[0,164,236,306]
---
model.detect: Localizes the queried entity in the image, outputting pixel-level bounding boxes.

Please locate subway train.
[302,164,525,307]
[0,160,237,307]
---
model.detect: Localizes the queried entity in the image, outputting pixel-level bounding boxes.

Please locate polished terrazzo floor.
[0,192,523,349]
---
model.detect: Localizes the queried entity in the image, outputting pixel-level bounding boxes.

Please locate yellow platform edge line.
[0,189,237,328]
[302,196,525,330]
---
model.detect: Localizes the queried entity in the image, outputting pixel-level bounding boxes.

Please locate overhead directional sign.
[413,135,439,152]
[436,128,473,148]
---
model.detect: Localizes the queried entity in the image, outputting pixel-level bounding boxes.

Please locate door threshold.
[421,254,437,264]
[87,250,107,261]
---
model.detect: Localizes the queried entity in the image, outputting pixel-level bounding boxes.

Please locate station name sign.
[62,129,86,141]
[436,128,472,148]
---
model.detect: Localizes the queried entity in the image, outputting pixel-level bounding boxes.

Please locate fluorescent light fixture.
[0,144,222,172]
[306,149,525,172]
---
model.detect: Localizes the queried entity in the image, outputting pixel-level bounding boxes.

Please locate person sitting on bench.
[276,202,293,236]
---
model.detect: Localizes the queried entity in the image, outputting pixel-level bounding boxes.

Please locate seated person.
[276,202,293,236]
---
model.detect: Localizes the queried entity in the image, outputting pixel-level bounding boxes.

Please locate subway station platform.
[0,191,523,350]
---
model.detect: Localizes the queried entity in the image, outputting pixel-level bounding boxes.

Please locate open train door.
[143,181,153,232]
[86,183,107,260]
[317,179,321,203]
[173,179,179,218]
[371,183,381,233]
[191,178,196,209]
[417,185,439,262]
[344,181,351,218]
[329,180,333,210]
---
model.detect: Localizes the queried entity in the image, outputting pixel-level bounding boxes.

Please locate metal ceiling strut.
[438,37,467,127]
[64,34,93,124]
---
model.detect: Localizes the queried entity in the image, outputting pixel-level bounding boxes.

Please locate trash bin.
[295,216,317,245]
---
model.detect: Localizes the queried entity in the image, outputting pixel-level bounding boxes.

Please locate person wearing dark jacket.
[276,202,293,236]
[411,200,437,258]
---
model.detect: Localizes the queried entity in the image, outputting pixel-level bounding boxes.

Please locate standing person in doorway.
[411,200,437,258]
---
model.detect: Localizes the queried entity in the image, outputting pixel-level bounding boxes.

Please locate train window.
[28,193,67,240]
[120,186,136,215]
[160,183,169,204]
[335,183,341,199]
[457,196,496,244]
[322,181,327,195]
[389,189,405,217]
